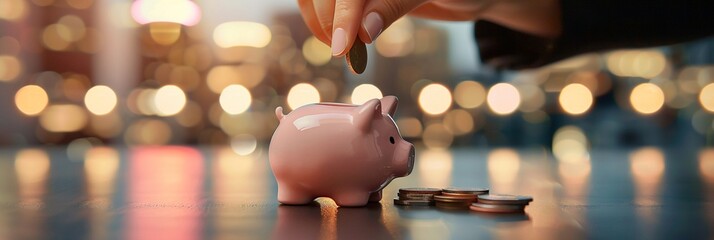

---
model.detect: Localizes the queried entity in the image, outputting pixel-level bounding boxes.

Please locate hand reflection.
[272,200,393,240]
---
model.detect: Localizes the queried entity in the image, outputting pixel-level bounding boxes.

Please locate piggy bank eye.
[389,136,395,144]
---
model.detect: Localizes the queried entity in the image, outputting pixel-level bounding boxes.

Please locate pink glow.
[130,0,201,26]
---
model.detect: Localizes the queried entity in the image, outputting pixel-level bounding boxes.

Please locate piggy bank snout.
[393,141,415,177]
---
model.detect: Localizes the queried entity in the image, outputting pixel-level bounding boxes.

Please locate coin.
[477,194,533,205]
[398,192,435,200]
[346,38,367,74]
[394,198,433,206]
[443,188,489,195]
[470,203,526,213]
[442,192,478,198]
[434,195,476,201]
[399,188,443,195]
[435,200,472,209]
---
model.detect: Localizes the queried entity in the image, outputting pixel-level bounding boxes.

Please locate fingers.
[313,0,336,41]
[359,0,429,44]
[331,0,366,56]
[298,0,330,45]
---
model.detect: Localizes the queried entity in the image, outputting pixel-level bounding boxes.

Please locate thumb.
[359,0,430,44]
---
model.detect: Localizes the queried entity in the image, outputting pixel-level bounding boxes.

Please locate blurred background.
[1,0,713,156]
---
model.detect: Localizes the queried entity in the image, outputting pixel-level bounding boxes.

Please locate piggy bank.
[269,96,415,207]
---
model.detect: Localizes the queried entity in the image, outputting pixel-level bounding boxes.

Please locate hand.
[297,0,561,57]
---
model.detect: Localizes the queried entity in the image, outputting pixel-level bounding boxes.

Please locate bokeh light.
[131,0,201,26]
[630,83,665,114]
[699,83,714,112]
[84,147,120,197]
[302,36,331,66]
[487,148,520,192]
[214,21,271,48]
[487,83,520,115]
[124,119,172,145]
[630,147,665,184]
[15,149,50,197]
[149,22,181,45]
[517,84,546,113]
[153,85,186,116]
[442,109,474,136]
[351,84,383,105]
[0,55,22,82]
[39,104,89,132]
[375,17,414,57]
[422,123,453,149]
[418,83,452,115]
[220,84,252,115]
[700,149,714,184]
[42,24,72,51]
[453,80,486,109]
[84,85,118,115]
[396,117,422,138]
[0,0,28,21]
[57,15,87,42]
[417,149,453,188]
[230,134,258,156]
[287,83,320,110]
[552,126,589,164]
[15,85,49,116]
[607,50,666,78]
[559,83,593,115]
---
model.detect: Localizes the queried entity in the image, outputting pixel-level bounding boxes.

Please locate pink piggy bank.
[269,96,415,207]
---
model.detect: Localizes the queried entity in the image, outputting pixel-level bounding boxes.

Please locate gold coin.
[346,38,367,74]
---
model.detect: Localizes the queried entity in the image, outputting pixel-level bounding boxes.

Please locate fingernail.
[363,12,383,43]
[331,28,347,56]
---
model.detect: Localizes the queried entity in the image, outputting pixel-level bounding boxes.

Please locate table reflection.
[0,146,711,239]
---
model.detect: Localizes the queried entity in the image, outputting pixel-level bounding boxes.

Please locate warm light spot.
[39,104,88,132]
[15,149,50,197]
[124,119,172,145]
[66,0,94,9]
[176,101,202,127]
[487,149,520,185]
[302,36,331,66]
[443,109,474,136]
[351,84,383,105]
[0,0,28,21]
[0,55,22,81]
[607,50,666,78]
[418,149,453,188]
[487,83,520,115]
[131,0,201,26]
[84,85,117,115]
[149,22,181,45]
[153,85,186,116]
[630,83,665,114]
[559,83,593,115]
[220,84,251,115]
[552,126,589,164]
[84,147,119,196]
[422,123,453,149]
[396,117,422,138]
[207,65,238,93]
[213,21,271,48]
[454,80,486,109]
[15,85,48,116]
[630,147,665,184]
[287,83,320,110]
[418,83,452,115]
[699,83,714,112]
[699,149,714,184]
[517,84,546,112]
[230,134,258,156]
[375,17,414,57]
[57,15,86,42]
[90,112,122,138]
[42,24,71,51]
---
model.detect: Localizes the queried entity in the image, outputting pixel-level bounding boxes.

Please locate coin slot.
[389,136,395,144]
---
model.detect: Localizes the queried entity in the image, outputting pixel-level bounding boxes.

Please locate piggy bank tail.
[275,106,285,121]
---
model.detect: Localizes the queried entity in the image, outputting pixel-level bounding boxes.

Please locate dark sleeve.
[475,0,714,69]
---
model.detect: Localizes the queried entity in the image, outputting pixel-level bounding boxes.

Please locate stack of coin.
[394,188,442,207]
[470,194,533,213]
[442,188,489,196]
[432,187,487,210]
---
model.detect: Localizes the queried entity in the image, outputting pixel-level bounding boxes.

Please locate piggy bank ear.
[380,96,398,116]
[354,99,382,133]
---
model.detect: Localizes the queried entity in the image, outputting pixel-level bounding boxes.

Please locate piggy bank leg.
[368,190,382,202]
[333,192,370,207]
[277,183,315,205]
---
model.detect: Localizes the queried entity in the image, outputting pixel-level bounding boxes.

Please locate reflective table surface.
[1,146,713,239]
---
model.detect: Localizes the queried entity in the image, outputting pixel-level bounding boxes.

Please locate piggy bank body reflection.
[269,96,415,207]
[272,202,393,240]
